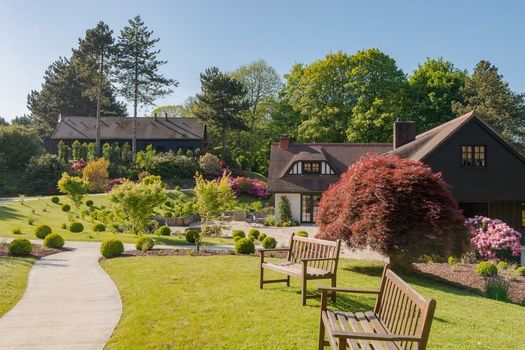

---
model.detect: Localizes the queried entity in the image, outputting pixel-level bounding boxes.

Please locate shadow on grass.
[343,264,385,277]
[0,205,24,220]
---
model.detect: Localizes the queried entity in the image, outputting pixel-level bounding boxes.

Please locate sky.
[1,0,525,120]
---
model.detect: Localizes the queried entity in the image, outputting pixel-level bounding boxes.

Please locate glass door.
[301,194,321,223]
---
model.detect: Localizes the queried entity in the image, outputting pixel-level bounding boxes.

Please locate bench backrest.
[287,234,341,273]
[374,266,436,350]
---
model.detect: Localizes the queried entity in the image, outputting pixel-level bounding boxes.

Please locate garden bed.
[0,243,63,258]
[120,248,235,257]
[413,262,525,304]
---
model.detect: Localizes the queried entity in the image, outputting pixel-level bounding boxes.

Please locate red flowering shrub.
[316,155,468,268]
[71,160,87,172]
[104,178,126,192]
[229,177,269,198]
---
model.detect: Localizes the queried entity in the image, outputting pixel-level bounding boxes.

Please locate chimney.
[393,120,416,149]
[164,113,168,121]
[279,138,290,150]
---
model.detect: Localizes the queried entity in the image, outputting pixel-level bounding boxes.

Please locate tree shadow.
[343,264,385,277]
[0,205,24,220]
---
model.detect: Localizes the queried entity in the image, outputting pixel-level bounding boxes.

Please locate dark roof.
[50,116,205,140]
[268,143,392,193]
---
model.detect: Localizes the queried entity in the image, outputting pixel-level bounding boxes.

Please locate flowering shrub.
[71,160,87,171]
[467,216,521,259]
[104,178,126,192]
[229,177,269,198]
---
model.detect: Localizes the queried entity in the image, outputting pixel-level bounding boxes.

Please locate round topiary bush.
[163,211,173,218]
[12,227,21,235]
[232,230,245,241]
[156,226,172,236]
[248,228,260,240]
[497,261,509,270]
[34,224,52,239]
[51,196,60,204]
[447,256,458,267]
[8,238,33,256]
[165,200,172,208]
[262,236,277,249]
[517,267,525,276]
[92,223,106,232]
[100,239,124,258]
[85,200,94,207]
[185,230,200,243]
[234,237,255,254]
[61,204,71,212]
[135,236,155,252]
[43,233,65,248]
[296,230,308,238]
[69,222,84,233]
[258,233,267,241]
[476,262,498,277]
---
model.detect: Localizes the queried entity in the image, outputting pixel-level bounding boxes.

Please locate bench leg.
[301,277,307,306]
[331,276,337,303]
[286,275,290,287]
[259,267,264,289]
[318,319,326,349]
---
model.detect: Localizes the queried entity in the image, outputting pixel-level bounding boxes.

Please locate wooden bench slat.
[364,311,399,350]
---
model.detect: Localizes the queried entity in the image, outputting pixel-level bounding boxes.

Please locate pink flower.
[467,216,522,259]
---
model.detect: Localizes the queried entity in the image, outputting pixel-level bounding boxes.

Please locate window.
[301,194,321,223]
[462,145,486,167]
[302,162,321,174]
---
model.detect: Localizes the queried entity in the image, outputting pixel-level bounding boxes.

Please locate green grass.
[101,256,525,349]
[0,194,233,246]
[0,256,35,317]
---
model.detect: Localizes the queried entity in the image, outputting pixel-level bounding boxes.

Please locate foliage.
[147,152,198,182]
[71,159,87,172]
[43,233,65,248]
[8,238,33,256]
[61,204,71,212]
[466,216,522,259]
[57,172,88,209]
[105,178,126,192]
[484,277,509,302]
[234,237,255,254]
[69,222,84,233]
[150,104,193,118]
[156,226,171,236]
[100,239,124,258]
[476,262,498,277]
[109,176,166,234]
[135,236,154,252]
[135,145,157,171]
[185,230,200,243]
[263,215,275,226]
[194,173,236,221]
[316,154,467,267]
[258,233,267,241]
[0,125,42,174]
[22,154,66,195]
[278,196,292,223]
[229,177,269,198]
[85,199,94,207]
[248,229,260,240]
[296,230,308,238]
[199,153,222,177]
[232,230,246,241]
[447,256,458,267]
[12,227,21,235]
[497,261,509,270]
[517,267,525,276]
[82,159,110,193]
[51,196,60,204]
[93,223,106,232]
[261,236,277,249]
[34,224,52,239]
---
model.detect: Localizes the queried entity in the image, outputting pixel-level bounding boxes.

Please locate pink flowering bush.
[467,216,522,259]
[229,177,269,198]
[104,178,126,192]
[71,160,87,171]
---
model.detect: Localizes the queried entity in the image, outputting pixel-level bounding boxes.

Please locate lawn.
[101,256,525,350]
[0,194,233,246]
[0,256,35,317]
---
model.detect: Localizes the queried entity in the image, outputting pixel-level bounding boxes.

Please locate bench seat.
[262,262,332,278]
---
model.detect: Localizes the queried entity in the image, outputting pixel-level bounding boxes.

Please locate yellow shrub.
[82,159,109,193]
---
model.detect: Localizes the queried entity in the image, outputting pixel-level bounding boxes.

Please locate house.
[44,115,208,153]
[268,111,525,242]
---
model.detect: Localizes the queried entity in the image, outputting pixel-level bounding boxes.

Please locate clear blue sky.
[1,0,524,120]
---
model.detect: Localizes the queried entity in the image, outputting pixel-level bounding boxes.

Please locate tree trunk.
[221,127,227,158]
[388,252,412,271]
[95,54,104,158]
[132,58,139,160]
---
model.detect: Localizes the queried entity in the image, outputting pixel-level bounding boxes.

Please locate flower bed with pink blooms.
[467,216,522,259]
[229,177,269,198]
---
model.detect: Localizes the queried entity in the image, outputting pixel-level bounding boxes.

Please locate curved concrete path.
[0,241,122,350]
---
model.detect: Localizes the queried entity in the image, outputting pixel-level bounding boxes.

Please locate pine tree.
[113,15,178,156]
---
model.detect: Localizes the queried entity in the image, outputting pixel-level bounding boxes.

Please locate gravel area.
[0,243,63,258]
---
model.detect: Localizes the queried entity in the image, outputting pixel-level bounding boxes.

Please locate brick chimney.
[393,121,416,149]
[279,138,290,150]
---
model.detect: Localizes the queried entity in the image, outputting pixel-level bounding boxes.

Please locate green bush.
[93,223,106,232]
[262,236,277,249]
[163,211,173,217]
[232,230,245,241]
[185,230,200,243]
[12,227,21,235]
[61,223,67,229]
[476,262,498,277]
[156,226,172,236]
[51,196,60,204]
[100,239,124,258]
[85,200,94,207]
[264,215,275,226]
[418,254,445,264]
[448,256,458,267]
[69,222,84,233]
[258,233,267,241]
[165,200,172,207]
[234,237,255,254]
[248,236,255,241]
[43,233,65,248]
[516,267,525,276]
[8,238,33,256]
[484,277,509,302]
[22,154,66,195]
[248,229,260,240]
[296,230,308,238]
[34,224,52,239]
[497,261,509,270]
[61,204,71,212]
[135,236,155,252]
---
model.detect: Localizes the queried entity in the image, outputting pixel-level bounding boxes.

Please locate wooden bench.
[318,265,436,350]
[259,233,341,305]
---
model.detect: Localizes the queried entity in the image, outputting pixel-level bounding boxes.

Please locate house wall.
[274,193,301,222]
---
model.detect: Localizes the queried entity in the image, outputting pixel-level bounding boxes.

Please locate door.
[301,194,321,223]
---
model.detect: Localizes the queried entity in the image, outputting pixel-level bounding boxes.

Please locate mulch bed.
[0,243,64,259]
[120,248,236,257]
[413,262,525,304]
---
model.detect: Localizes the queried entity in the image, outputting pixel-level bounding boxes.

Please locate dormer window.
[303,162,320,174]
[462,145,486,167]
[288,161,335,175]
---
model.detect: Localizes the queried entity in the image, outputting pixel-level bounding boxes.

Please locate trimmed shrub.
[12,227,21,235]
[248,236,255,241]
[61,204,71,212]
[278,196,292,222]
[85,200,94,207]
[232,230,245,241]
[258,233,267,241]
[264,215,275,226]
[51,196,60,204]
[517,267,525,276]
[100,239,124,258]
[185,230,200,243]
[8,238,33,256]
[34,224,52,239]
[156,226,172,236]
[163,211,173,218]
[135,236,155,252]
[234,237,255,254]
[248,229,260,240]
[497,261,509,270]
[61,223,67,229]
[476,262,498,277]
[296,230,308,238]
[43,233,64,248]
[93,223,106,232]
[262,236,277,249]
[448,256,458,267]
[69,222,84,233]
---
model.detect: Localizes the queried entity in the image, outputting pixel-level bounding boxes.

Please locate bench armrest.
[332,331,421,342]
[318,287,380,294]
